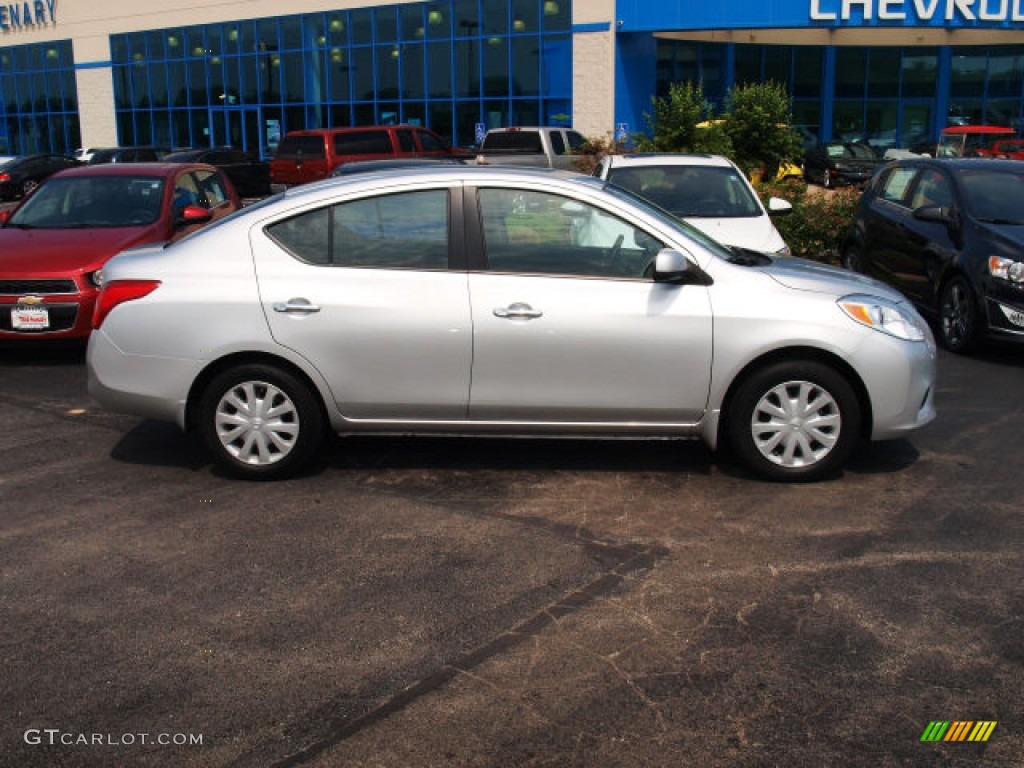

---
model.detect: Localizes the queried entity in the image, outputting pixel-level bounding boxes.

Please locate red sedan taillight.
[92,280,161,329]
[0,172,10,183]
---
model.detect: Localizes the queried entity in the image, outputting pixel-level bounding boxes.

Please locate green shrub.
[753,178,861,263]
[725,82,804,179]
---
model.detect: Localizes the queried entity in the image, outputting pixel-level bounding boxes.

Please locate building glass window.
[109,1,572,156]
[0,40,80,155]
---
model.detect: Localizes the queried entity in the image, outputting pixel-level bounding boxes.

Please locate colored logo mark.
[921,721,997,742]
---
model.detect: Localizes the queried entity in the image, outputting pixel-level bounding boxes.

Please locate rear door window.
[550,131,566,155]
[396,130,416,152]
[266,189,450,270]
[416,130,447,152]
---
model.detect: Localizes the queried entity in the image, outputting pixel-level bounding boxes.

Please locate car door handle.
[273,298,321,314]
[493,303,543,320]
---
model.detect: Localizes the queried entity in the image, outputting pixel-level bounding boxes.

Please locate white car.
[595,153,793,255]
[72,147,99,163]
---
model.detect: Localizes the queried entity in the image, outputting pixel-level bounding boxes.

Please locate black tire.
[725,360,861,482]
[21,178,38,197]
[938,274,981,353]
[196,364,324,479]
[842,243,864,273]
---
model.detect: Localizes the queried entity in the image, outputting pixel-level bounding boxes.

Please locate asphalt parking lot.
[0,340,1022,767]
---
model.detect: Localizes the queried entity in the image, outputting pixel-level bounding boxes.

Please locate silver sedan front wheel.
[198,364,324,479]
[726,360,861,481]
[750,381,841,469]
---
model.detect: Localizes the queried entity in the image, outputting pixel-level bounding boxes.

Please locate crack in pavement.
[249,539,668,768]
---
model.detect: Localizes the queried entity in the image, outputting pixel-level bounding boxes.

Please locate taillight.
[0,172,9,182]
[92,279,161,329]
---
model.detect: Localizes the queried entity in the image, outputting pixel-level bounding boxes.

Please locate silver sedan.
[87,167,936,481]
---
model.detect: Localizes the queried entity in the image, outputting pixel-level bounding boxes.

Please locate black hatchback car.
[0,153,80,200]
[803,141,882,188]
[842,158,1024,352]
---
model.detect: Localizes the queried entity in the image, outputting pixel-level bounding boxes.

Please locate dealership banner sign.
[0,0,56,31]
[811,0,1024,21]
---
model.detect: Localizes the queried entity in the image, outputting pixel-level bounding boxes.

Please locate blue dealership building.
[1,0,1023,156]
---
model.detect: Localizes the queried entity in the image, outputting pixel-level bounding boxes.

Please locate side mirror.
[652,248,711,285]
[177,204,213,227]
[913,204,953,225]
[766,197,793,216]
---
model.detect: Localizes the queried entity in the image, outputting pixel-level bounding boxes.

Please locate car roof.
[940,125,1015,135]
[50,162,215,179]
[603,153,734,168]
[890,157,1023,169]
[280,165,597,201]
[331,157,469,175]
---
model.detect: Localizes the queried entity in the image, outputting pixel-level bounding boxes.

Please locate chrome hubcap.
[215,381,300,466]
[751,381,841,468]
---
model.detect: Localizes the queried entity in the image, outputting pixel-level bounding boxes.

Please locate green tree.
[724,81,804,178]
[636,81,714,152]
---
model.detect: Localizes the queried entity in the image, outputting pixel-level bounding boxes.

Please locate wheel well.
[718,347,874,444]
[185,351,329,434]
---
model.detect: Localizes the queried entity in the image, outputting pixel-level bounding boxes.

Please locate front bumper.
[984,294,1024,341]
[0,288,96,340]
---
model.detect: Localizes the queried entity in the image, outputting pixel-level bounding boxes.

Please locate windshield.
[959,168,1024,224]
[7,175,166,229]
[599,179,738,262]
[606,164,762,219]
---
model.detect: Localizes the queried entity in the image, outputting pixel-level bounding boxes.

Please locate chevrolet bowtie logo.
[17,295,45,305]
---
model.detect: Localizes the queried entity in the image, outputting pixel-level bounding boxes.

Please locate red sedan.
[0,163,240,340]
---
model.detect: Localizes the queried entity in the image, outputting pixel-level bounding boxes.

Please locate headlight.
[839,294,927,342]
[988,256,1024,284]
[89,270,104,288]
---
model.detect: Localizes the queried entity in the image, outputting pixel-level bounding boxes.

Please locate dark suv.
[269,125,457,189]
[842,157,1024,352]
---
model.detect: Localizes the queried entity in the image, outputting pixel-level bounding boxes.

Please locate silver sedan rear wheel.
[215,380,299,466]
[726,360,861,481]
[198,364,323,479]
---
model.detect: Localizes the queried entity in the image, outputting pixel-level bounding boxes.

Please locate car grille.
[0,279,79,296]
[0,303,79,333]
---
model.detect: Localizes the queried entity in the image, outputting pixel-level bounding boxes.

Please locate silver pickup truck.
[474,127,587,169]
